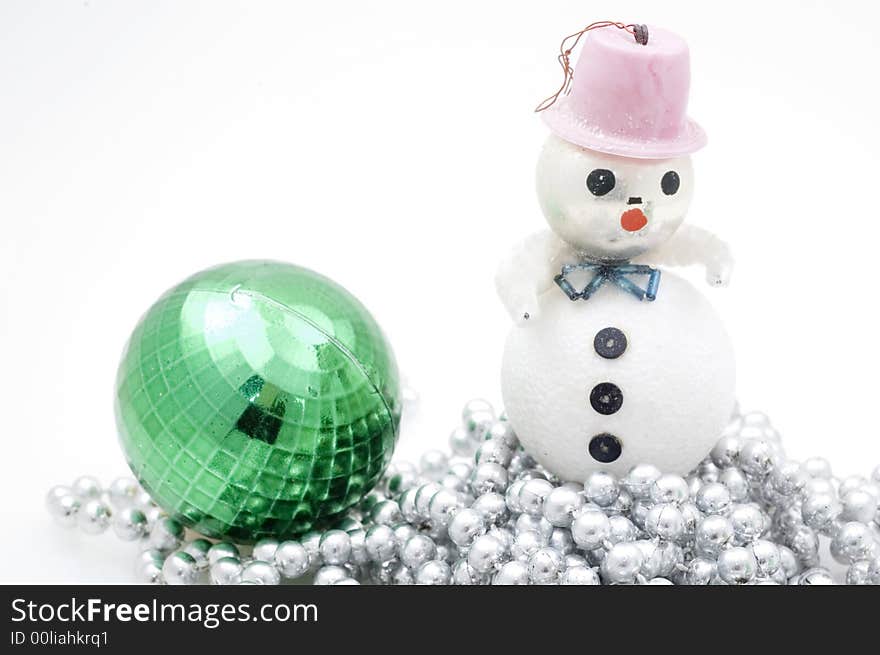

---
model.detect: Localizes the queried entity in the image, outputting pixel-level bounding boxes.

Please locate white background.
[1,0,878,583]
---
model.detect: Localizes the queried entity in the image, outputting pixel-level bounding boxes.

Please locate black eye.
[586,169,615,196]
[661,170,680,195]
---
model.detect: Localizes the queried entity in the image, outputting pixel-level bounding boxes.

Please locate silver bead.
[630,500,651,530]
[583,471,619,507]
[107,477,139,508]
[505,479,526,513]
[149,517,184,552]
[415,560,451,585]
[698,461,720,483]
[476,439,514,468]
[794,567,835,585]
[390,563,414,585]
[467,534,505,573]
[514,513,553,540]
[685,558,717,585]
[392,523,418,546]
[802,493,842,533]
[804,477,835,497]
[778,545,800,580]
[452,559,484,585]
[319,530,352,565]
[401,535,437,569]
[650,474,689,505]
[162,551,199,585]
[696,482,732,515]
[719,467,749,502]
[511,530,544,560]
[605,489,633,516]
[207,542,239,565]
[440,474,467,493]
[448,508,485,548]
[486,420,519,450]
[252,538,280,563]
[738,440,777,478]
[449,426,474,457]
[645,504,686,542]
[549,528,575,555]
[143,505,167,528]
[838,475,868,497]
[801,457,832,479]
[750,539,781,577]
[314,565,350,586]
[493,560,530,585]
[77,499,112,535]
[717,547,758,585]
[275,541,310,578]
[571,509,611,550]
[710,435,741,468]
[472,492,509,526]
[398,488,419,523]
[560,566,600,585]
[462,398,495,440]
[370,500,402,526]
[471,463,509,495]
[414,483,442,519]
[333,578,360,585]
[729,504,767,544]
[607,515,638,545]
[528,547,563,584]
[241,560,280,585]
[210,557,242,585]
[602,543,643,584]
[830,522,878,565]
[181,540,210,571]
[419,450,449,480]
[770,461,806,497]
[428,488,460,527]
[136,549,165,584]
[71,475,102,499]
[622,464,661,500]
[518,478,554,517]
[789,525,820,568]
[695,515,734,557]
[46,486,80,527]
[543,486,584,527]
[840,489,877,524]
[364,525,398,563]
[679,502,702,537]
[385,461,419,495]
[111,507,147,541]
[845,559,872,585]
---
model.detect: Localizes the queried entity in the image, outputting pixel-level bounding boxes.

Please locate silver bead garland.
[46,400,880,585]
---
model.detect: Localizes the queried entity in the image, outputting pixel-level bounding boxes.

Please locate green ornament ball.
[115,260,401,541]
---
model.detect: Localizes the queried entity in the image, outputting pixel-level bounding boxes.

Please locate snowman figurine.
[498,25,736,479]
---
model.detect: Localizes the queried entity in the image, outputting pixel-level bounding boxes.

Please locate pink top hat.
[542,25,706,159]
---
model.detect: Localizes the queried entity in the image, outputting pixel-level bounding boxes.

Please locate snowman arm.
[647,224,734,287]
[495,230,570,324]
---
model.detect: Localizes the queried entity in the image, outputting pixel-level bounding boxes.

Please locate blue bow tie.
[554,262,661,302]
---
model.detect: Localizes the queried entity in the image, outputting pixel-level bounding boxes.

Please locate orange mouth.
[621,208,648,232]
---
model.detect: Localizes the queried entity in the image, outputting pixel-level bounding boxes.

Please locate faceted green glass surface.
[115,260,400,541]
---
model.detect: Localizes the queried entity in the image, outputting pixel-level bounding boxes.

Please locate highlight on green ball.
[114,260,401,542]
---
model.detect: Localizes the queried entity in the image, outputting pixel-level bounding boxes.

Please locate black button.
[594,327,627,359]
[590,382,623,415]
[589,433,622,463]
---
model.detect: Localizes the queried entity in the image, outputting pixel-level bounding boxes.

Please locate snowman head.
[536,135,694,262]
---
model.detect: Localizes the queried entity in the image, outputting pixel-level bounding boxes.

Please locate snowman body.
[501,268,735,479]
[497,24,736,481]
